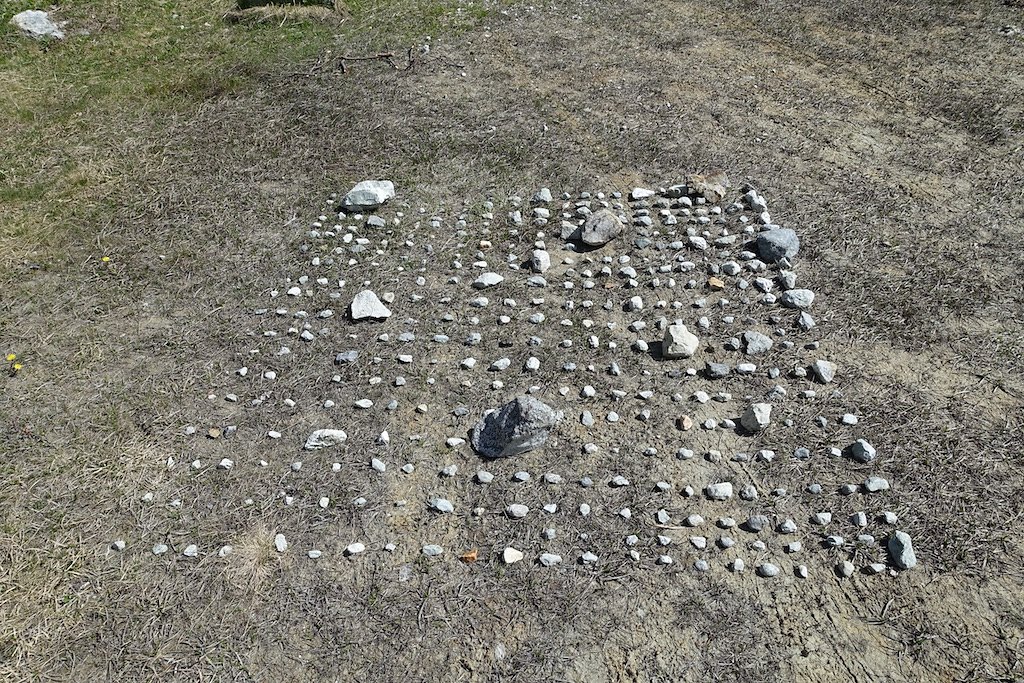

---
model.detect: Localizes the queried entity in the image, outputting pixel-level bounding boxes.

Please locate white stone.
[740,403,772,432]
[342,180,395,210]
[503,547,524,564]
[706,482,733,500]
[350,290,392,320]
[663,324,699,359]
[303,429,347,450]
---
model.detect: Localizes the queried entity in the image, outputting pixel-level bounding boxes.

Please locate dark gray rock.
[470,396,563,458]
[756,228,800,263]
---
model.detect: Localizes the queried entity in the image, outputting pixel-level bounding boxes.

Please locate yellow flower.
[101,256,111,263]
[12,363,23,371]
[4,354,14,362]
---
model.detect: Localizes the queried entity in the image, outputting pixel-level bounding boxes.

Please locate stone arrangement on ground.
[139,176,916,581]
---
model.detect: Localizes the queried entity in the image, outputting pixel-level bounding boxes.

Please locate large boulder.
[342,180,395,211]
[581,209,623,246]
[470,396,562,458]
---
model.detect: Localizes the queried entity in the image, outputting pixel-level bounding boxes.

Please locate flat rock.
[342,180,395,210]
[743,330,774,355]
[470,396,562,458]
[303,429,347,450]
[350,290,392,320]
[756,228,800,263]
[10,10,64,40]
[581,209,624,246]
[663,324,699,359]
[473,272,505,289]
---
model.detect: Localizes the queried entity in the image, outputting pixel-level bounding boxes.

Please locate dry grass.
[1,0,1023,680]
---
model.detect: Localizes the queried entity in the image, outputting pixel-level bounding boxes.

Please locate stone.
[742,330,773,355]
[706,482,733,501]
[581,209,624,246]
[422,544,444,557]
[303,429,347,450]
[740,403,772,432]
[888,531,917,569]
[847,439,877,463]
[10,10,64,40]
[755,228,800,263]
[470,396,563,458]
[780,289,815,309]
[350,290,392,320]
[810,359,836,384]
[539,553,562,567]
[663,324,699,359]
[506,504,529,518]
[274,534,288,553]
[473,272,505,289]
[342,180,395,210]
[757,563,780,578]
[429,498,454,513]
[503,547,524,564]
[345,542,366,556]
[530,249,551,273]
[863,476,890,493]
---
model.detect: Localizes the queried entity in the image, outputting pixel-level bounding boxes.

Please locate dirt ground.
[2,0,1024,681]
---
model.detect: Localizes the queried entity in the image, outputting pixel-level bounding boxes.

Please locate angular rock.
[503,547,524,564]
[810,359,836,384]
[304,429,347,450]
[663,324,699,359]
[756,228,800,263]
[581,209,623,246]
[780,289,815,309]
[706,482,733,501]
[888,531,917,569]
[740,403,772,432]
[342,180,395,211]
[530,249,551,273]
[470,396,562,458]
[10,10,64,40]
[350,290,392,320]
[847,439,877,464]
[742,330,774,355]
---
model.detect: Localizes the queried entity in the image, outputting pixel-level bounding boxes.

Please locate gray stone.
[303,429,347,450]
[506,504,529,518]
[780,289,815,309]
[663,324,699,359]
[810,359,836,384]
[847,439,877,464]
[755,228,800,263]
[342,180,395,210]
[10,10,64,40]
[539,553,562,567]
[581,209,624,246]
[888,531,917,569]
[274,534,288,553]
[350,290,392,320]
[742,330,774,355]
[422,544,443,557]
[705,362,730,378]
[429,498,454,513]
[473,272,505,289]
[863,476,890,493]
[345,542,366,556]
[757,563,780,578]
[470,396,563,458]
[740,403,772,432]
